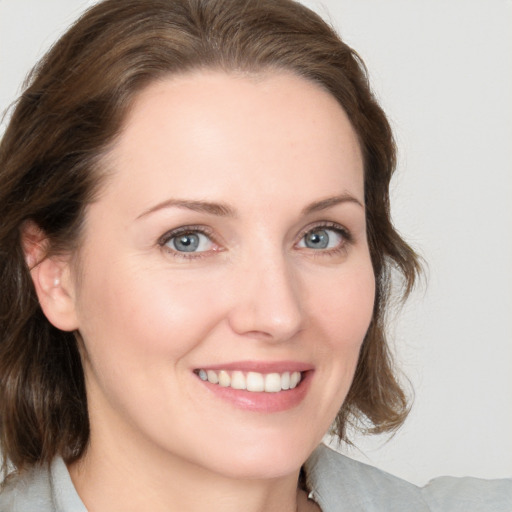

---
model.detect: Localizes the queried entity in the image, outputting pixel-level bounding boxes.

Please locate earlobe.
[22,221,79,332]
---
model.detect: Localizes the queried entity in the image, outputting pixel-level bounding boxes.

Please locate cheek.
[307,258,375,405]
[73,262,231,435]
[74,259,227,370]
[296,259,375,434]
[313,262,376,350]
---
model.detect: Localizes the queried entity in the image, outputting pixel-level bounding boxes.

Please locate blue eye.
[298,227,344,250]
[165,231,214,253]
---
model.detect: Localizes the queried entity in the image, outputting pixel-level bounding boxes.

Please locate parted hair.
[0,0,420,475]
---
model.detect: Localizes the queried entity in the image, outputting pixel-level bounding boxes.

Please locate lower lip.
[197,371,313,413]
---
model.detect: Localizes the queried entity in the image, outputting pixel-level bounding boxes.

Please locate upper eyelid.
[295,221,351,241]
[158,225,216,246]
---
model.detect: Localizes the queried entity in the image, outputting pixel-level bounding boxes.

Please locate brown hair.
[0,0,420,475]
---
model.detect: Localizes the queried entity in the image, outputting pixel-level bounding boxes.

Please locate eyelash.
[158,222,353,260]
[158,225,218,260]
[297,222,353,257]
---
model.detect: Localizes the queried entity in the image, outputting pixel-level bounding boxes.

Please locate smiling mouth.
[194,369,303,393]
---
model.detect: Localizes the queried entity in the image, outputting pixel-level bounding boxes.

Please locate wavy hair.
[0,0,420,475]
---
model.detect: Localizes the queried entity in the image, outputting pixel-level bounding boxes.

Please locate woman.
[0,0,510,511]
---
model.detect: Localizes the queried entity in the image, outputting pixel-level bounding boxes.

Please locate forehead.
[100,70,364,210]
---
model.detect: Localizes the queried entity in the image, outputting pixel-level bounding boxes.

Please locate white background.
[1,0,511,486]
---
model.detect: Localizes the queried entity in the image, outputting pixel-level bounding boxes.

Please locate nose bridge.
[228,242,303,341]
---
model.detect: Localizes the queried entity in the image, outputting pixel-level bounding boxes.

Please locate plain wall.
[1,0,511,486]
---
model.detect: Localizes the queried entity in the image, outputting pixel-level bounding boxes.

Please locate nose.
[227,251,304,342]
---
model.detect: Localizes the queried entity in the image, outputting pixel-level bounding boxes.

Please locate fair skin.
[30,71,375,512]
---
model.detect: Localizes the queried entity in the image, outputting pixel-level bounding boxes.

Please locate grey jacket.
[1,443,511,511]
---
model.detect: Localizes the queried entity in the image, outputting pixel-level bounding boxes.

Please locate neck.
[68,426,309,512]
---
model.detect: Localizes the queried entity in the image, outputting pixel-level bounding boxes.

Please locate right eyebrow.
[301,193,364,215]
[136,198,237,220]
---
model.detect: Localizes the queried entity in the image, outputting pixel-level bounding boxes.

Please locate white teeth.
[290,371,300,389]
[264,373,281,393]
[218,370,231,387]
[207,370,219,384]
[246,372,265,392]
[231,371,246,390]
[197,369,303,393]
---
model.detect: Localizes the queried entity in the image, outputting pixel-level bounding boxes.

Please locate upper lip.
[194,360,314,373]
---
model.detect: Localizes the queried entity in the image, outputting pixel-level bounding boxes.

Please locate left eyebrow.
[301,193,364,215]
[136,198,237,220]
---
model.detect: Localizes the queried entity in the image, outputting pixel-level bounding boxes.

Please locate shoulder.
[305,444,430,512]
[304,444,512,512]
[0,457,86,512]
[421,475,512,511]
[0,463,55,512]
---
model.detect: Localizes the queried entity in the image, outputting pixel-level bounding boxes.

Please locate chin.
[193,434,318,481]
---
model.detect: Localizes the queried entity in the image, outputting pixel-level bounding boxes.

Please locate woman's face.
[65,71,375,479]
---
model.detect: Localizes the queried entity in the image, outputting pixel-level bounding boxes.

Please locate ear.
[22,221,79,332]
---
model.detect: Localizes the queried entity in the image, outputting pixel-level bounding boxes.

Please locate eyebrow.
[136,192,363,220]
[301,193,364,215]
[137,198,236,219]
